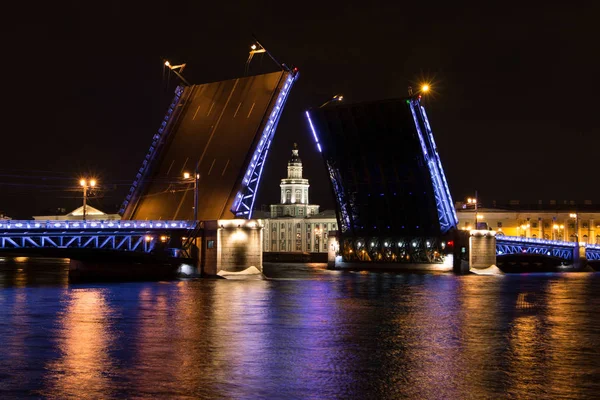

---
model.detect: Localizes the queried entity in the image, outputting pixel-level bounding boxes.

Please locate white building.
[270,143,320,218]
[262,144,336,253]
[33,205,121,221]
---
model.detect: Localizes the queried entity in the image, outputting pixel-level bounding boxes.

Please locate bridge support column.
[573,245,588,270]
[201,219,264,277]
[453,229,470,274]
[327,231,339,269]
[469,230,497,271]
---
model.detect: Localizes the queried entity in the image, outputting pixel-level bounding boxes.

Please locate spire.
[289,142,301,164]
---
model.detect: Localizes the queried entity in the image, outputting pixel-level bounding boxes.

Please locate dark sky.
[2,2,599,218]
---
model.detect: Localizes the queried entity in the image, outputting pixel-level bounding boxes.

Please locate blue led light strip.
[419,106,459,226]
[0,220,194,230]
[409,99,458,233]
[232,72,299,218]
[305,111,322,153]
[305,110,351,232]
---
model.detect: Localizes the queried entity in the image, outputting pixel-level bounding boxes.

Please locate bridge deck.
[124,71,293,221]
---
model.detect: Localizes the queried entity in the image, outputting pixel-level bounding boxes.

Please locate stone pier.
[201,219,263,276]
[469,230,497,270]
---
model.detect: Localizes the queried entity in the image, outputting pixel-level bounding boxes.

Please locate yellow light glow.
[89,179,96,187]
[570,213,577,218]
[421,84,430,92]
[160,235,168,243]
[251,44,257,50]
[477,215,484,219]
[165,60,170,67]
[560,225,564,229]
[80,179,86,186]
[553,224,559,230]
[145,235,153,242]
[183,172,190,179]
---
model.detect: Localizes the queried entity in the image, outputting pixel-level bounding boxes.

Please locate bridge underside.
[122,70,297,221]
[306,97,458,263]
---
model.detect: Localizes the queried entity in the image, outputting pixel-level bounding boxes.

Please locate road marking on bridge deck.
[247,102,255,118]
[207,102,215,116]
[221,159,230,176]
[208,159,216,175]
[192,105,201,120]
[180,157,189,174]
[166,159,175,175]
[197,80,239,168]
[233,102,242,118]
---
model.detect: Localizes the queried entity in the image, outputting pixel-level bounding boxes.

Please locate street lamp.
[314,227,322,252]
[183,170,199,221]
[79,178,96,221]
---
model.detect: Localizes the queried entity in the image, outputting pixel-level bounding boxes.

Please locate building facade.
[261,150,600,254]
[261,144,336,253]
[456,200,600,244]
[270,143,320,218]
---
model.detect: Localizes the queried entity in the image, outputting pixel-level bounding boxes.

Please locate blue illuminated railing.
[0,220,194,230]
[409,99,458,234]
[232,71,299,218]
[496,235,576,247]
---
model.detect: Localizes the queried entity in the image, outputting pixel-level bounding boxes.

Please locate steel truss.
[325,160,353,234]
[232,72,298,218]
[0,220,198,257]
[496,236,575,260]
[0,232,159,253]
[341,236,446,263]
[409,100,458,233]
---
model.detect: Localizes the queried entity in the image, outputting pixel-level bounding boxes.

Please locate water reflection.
[41,289,116,398]
[0,262,599,398]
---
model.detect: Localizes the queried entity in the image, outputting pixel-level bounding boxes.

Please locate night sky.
[2,2,599,218]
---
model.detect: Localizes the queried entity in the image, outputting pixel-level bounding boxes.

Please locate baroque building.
[270,143,320,218]
[261,144,336,254]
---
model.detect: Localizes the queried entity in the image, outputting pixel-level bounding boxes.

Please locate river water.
[1,258,600,399]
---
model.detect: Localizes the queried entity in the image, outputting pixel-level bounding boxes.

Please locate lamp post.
[183,170,199,221]
[314,227,321,253]
[79,178,96,221]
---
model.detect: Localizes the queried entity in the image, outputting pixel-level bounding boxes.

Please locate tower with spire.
[270,143,319,218]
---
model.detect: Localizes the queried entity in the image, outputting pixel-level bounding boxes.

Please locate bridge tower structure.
[306,96,458,265]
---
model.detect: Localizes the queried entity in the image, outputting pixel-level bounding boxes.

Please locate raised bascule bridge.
[305,97,596,272]
[305,96,459,270]
[0,54,300,278]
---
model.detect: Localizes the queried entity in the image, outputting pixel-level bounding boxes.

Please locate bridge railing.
[0,220,196,230]
[496,235,576,247]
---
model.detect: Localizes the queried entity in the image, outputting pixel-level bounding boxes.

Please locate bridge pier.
[573,244,588,270]
[200,220,263,277]
[468,230,497,272]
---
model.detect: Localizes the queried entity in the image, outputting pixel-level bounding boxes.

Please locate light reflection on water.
[0,259,599,398]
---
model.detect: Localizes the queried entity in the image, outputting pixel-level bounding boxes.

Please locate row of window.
[270,222,337,231]
[269,240,329,251]
[518,234,600,244]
